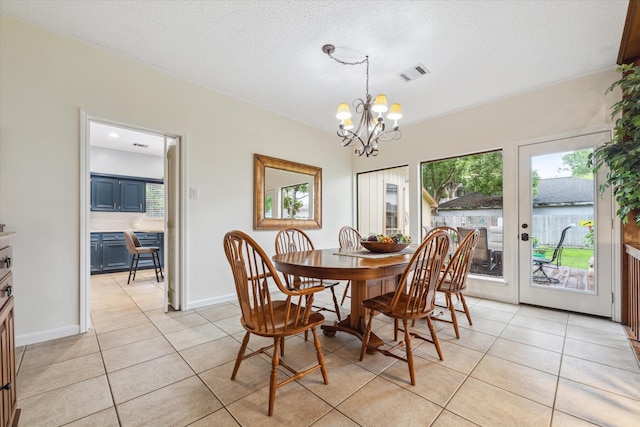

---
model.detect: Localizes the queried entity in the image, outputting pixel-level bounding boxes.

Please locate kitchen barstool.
[123,231,163,284]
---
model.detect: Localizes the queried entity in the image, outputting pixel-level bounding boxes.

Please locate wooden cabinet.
[0,234,19,426]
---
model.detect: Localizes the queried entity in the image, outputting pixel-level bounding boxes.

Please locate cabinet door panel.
[90,234,101,273]
[91,177,118,211]
[102,238,130,271]
[120,180,146,212]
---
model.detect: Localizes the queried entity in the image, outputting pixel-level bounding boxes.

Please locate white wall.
[353,67,618,303]
[0,16,353,344]
[90,146,164,179]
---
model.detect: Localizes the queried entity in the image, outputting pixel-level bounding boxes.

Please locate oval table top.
[272,248,413,282]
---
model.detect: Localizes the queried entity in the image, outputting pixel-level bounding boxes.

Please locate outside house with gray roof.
[435,177,593,248]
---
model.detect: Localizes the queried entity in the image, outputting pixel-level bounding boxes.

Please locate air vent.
[399,63,430,82]
[132,143,149,148]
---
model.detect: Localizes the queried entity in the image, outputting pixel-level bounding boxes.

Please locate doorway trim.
[79,110,187,332]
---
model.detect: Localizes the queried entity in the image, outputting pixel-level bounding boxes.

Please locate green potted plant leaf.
[588,64,640,224]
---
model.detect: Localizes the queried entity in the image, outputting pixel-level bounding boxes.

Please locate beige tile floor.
[15,270,640,426]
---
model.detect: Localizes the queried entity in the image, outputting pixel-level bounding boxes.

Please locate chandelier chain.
[325,51,370,97]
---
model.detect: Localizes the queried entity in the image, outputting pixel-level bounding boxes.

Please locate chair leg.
[426,316,444,361]
[403,319,416,386]
[156,251,164,279]
[127,254,139,284]
[231,332,250,380]
[340,281,350,306]
[359,310,375,361]
[311,327,328,384]
[394,318,399,342]
[152,251,161,282]
[447,293,460,339]
[459,293,472,325]
[268,337,281,416]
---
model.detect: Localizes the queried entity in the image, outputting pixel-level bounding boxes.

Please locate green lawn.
[533,247,593,269]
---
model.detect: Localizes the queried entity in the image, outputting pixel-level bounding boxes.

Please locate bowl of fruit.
[360,233,412,253]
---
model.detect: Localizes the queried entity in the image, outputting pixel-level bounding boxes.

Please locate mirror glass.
[254,154,322,229]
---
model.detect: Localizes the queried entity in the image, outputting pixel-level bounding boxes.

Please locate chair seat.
[244,301,325,336]
[438,279,467,292]
[362,292,427,320]
[135,246,159,254]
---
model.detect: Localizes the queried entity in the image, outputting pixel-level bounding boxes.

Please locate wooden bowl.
[360,241,410,253]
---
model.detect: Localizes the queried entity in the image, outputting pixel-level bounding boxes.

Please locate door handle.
[521,233,529,241]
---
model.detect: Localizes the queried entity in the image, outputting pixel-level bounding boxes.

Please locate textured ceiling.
[0,1,629,136]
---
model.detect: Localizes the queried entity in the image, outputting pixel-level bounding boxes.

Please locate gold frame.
[254,154,322,230]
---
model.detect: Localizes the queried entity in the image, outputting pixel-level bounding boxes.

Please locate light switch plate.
[190,187,199,199]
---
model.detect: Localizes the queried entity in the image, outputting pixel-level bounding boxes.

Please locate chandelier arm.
[373,129,403,142]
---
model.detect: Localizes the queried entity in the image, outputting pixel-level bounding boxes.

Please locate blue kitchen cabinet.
[90,174,147,213]
[134,232,164,268]
[101,233,130,271]
[91,176,119,211]
[120,180,146,212]
[91,232,164,274]
[90,234,101,274]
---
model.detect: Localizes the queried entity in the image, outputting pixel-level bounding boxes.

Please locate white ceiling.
[90,122,165,157]
[1,0,629,139]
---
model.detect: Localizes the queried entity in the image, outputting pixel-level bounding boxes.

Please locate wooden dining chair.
[359,230,450,385]
[432,228,479,338]
[223,230,328,416]
[275,227,343,321]
[424,225,461,253]
[338,226,362,306]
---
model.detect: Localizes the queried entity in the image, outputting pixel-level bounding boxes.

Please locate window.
[145,183,164,218]
[421,150,503,277]
[385,183,399,235]
[357,166,409,237]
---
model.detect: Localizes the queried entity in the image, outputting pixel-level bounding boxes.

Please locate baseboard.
[16,324,80,347]
[185,294,237,310]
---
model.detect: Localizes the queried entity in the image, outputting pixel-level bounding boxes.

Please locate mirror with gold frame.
[254,154,322,229]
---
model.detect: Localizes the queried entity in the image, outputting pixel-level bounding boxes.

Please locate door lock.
[521,233,529,241]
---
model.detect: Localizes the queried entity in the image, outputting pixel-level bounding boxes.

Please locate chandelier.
[322,44,402,157]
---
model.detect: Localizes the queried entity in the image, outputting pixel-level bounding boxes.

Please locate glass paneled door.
[517,131,613,317]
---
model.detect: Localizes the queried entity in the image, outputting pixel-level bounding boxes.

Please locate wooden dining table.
[272,248,413,349]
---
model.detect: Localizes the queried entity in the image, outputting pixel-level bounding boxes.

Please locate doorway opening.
[80,113,183,332]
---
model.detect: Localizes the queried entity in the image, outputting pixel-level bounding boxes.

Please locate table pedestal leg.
[321,276,399,351]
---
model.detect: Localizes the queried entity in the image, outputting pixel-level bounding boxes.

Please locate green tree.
[421,158,462,207]
[559,149,593,179]
[422,151,504,215]
[531,170,541,196]
[458,151,503,195]
[282,183,308,218]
